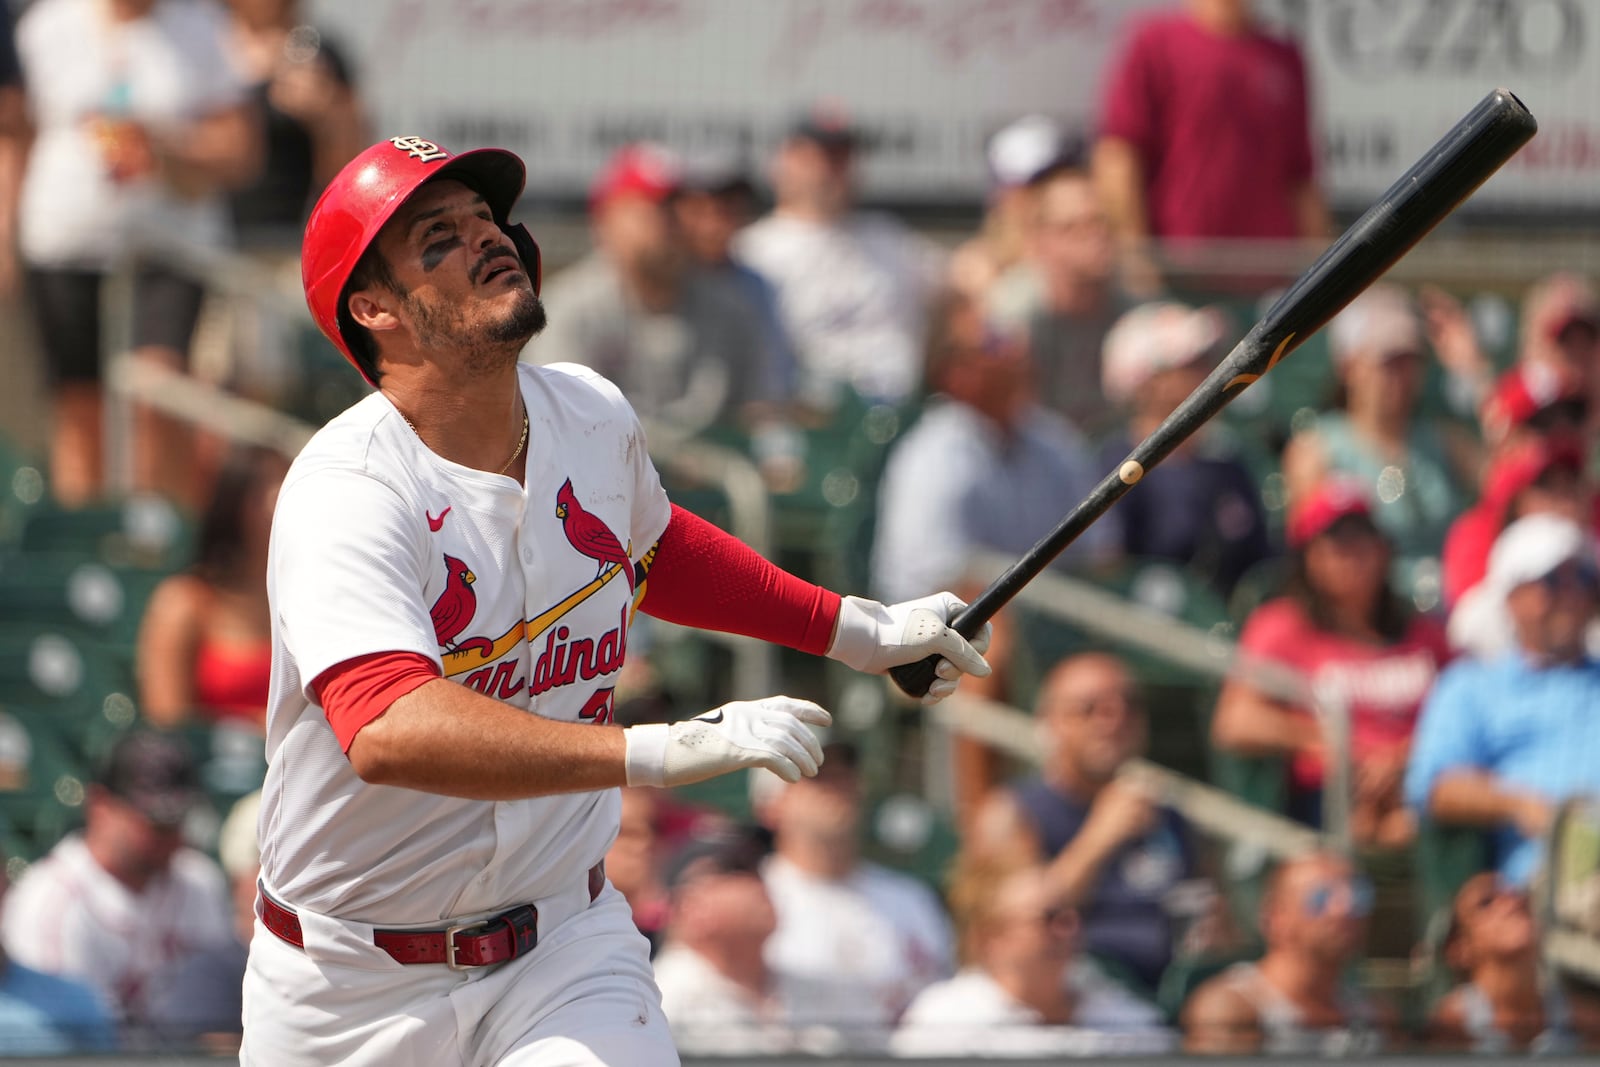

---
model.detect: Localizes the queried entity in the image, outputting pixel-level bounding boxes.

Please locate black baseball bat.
[891,87,1537,699]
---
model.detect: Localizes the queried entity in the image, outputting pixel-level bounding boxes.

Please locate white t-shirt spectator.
[891,962,1176,1058]
[735,212,943,405]
[1,834,233,1028]
[17,0,245,268]
[652,943,798,1056]
[761,853,953,1044]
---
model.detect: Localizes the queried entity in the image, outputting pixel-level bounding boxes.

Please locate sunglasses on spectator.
[1302,877,1374,919]
[1461,880,1528,916]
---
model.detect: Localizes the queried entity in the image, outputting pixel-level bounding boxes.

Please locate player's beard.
[403,285,547,378]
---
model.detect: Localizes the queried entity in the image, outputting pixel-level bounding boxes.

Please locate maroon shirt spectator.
[1093,0,1327,280]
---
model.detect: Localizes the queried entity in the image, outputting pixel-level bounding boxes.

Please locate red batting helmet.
[301,135,544,383]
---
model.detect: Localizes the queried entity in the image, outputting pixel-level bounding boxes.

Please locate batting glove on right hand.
[827,593,993,705]
[623,697,832,788]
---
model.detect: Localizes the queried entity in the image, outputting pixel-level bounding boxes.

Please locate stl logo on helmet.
[389,135,449,163]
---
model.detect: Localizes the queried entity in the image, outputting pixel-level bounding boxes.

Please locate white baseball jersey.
[1,834,232,1025]
[260,362,671,925]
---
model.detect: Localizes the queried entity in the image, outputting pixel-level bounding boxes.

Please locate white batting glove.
[623,697,832,788]
[826,593,993,705]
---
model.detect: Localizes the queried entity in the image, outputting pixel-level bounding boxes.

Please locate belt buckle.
[443,919,490,971]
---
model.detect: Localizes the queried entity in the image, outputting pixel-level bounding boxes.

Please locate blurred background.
[1,0,1599,1060]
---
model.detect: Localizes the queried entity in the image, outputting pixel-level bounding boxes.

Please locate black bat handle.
[887,597,991,698]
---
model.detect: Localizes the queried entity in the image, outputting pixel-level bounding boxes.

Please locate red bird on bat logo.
[430,553,481,650]
[556,479,634,593]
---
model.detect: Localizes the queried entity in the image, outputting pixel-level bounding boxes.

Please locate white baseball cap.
[1328,285,1424,364]
[1485,513,1594,596]
[1101,302,1227,406]
[987,115,1070,189]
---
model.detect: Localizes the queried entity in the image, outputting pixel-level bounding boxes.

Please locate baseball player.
[243,136,991,1067]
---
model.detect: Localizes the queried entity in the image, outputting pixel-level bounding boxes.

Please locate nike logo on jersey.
[695,710,724,724]
[427,506,452,532]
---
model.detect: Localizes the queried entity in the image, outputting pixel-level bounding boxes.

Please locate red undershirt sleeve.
[312,651,442,752]
[638,505,841,656]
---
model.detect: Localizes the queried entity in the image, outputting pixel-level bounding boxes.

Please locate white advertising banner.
[308,0,1600,212]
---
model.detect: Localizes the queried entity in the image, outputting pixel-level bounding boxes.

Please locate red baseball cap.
[1287,479,1374,549]
[1483,437,1587,518]
[589,143,681,215]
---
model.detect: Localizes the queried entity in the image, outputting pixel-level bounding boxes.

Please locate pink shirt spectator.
[1098,11,1316,240]
[1236,598,1451,791]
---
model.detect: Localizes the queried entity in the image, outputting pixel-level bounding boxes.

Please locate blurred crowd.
[0,0,1598,1057]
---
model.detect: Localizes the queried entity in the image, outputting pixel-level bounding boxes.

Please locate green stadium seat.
[19,495,192,571]
[0,437,47,550]
[0,552,168,646]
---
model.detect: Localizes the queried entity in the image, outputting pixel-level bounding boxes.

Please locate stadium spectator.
[948,114,1072,300]
[0,850,116,1054]
[1406,513,1600,887]
[671,150,806,489]
[968,653,1213,994]
[872,290,1114,605]
[0,6,25,296]
[1096,302,1271,596]
[1092,0,1328,294]
[986,166,1129,435]
[1182,851,1383,1055]
[136,446,287,733]
[1281,286,1475,598]
[606,787,672,956]
[754,741,954,1048]
[146,790,260,1053]
[892,863,1172,1057]
[1446,375,1593,614]
[14,0,261,509]
[1447,445,1594,658]
[1213,479,1451,849]
[652,826,803,1055]
[735,107,944,407]
[532,142,778,434]
[1427,872,1578,1053]
[1515,274,1600,424]
[0,732,233,1038]
[223,0,366,247]
[1478,354,1591,454]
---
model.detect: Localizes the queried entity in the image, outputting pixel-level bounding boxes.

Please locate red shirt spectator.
[1095,4,1321,243]
[1235,597,1450,794]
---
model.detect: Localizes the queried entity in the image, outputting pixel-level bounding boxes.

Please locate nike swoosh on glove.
[825,593,993,705]
[623,697,832,788]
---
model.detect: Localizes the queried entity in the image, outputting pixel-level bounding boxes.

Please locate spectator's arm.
[1210,678,1320,758]
[160,102,263,195]
[0,84,26,296]
[1428,770,1552,841]
[1091,137,1161,296]
[134,574,208,728]
[1181,977,1262,1055]
[1293,180,1332,242]
[1278,429,1329,507]
[1041,778,1158,910]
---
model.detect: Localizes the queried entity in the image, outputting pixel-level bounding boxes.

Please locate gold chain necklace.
[402,407,529,476]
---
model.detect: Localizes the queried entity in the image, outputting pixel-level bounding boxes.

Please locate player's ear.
[347,287,401,334]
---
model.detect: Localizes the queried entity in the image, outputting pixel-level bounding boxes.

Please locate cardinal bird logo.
[429,554,478,650]
[555,479,634,592]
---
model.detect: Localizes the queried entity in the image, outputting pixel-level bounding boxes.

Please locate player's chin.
[486,289,547,345]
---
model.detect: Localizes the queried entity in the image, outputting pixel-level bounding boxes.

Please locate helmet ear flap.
[503,223,542,295]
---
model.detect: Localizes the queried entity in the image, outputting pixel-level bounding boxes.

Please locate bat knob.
[889,654,941,699]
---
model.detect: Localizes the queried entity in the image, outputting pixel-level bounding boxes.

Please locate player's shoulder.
[280,392,410,497]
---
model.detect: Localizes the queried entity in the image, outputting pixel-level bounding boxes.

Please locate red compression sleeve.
[639,505,841,655]
[312,651,442,752]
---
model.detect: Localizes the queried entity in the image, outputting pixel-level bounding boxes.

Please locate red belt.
[260,862,606,970]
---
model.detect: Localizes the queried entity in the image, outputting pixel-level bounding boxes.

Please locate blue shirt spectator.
[872,292,1115,603]
[1405,514,1600,885]
[0,958,116,1054]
